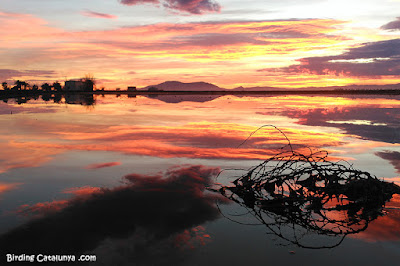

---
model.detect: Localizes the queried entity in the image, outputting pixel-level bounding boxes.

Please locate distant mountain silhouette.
[142,81,400,92]
[233,83,400,91]
[143,81,224,91]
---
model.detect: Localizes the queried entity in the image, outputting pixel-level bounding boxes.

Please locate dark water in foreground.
[0,94,399,265]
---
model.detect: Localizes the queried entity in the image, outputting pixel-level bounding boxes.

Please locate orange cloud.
[1,14,345,53]
[2,11,400,88]
[0,182,21,195]
[0,11,355,88]
[0,142,61,174]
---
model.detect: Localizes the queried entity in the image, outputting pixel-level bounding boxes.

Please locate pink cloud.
[62,186,102,196]
[81,10,118,19]
[0,12,62,47]
[17,200,69,217]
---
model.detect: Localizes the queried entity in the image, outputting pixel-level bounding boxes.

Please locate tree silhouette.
[22,81,29,90]
[13,80,30,90]
[83,74,95,92]
[41,83,51,92]
[14,80,23,90]
[1,82,8,91]
[53,82,62,92]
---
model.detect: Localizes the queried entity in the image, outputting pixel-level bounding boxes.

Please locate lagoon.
[0,93,399,265]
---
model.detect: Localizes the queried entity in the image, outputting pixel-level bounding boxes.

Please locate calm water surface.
[0,94,399,265]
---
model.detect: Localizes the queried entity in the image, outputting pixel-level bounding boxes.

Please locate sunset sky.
[1,0,400,88]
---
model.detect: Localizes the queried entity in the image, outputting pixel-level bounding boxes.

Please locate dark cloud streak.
[81,10,118,19]
[280,107,400,144]
[381,17,400,31]
[85,161,121,170]
[376,151,400,173]
[120,0,221,15]
[0,69,56,81]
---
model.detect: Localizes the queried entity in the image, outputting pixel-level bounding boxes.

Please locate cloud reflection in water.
[281,106,400,143]
[0,165,224,256]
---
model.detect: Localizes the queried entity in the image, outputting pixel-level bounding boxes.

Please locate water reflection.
[376,151,400,173]
[215,147,400,249]
[145,94,221,103]
[0,94,399,264]
[281,106,400,144]
[65,94,95,106]
[0,115,349,175]
[0,165,223,255]
[1,93,95,106]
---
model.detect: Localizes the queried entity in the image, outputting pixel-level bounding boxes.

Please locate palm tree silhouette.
[14,80,29,90]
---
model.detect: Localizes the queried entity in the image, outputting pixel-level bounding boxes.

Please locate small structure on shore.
[65,80,85,91]
[64,79,93,92]
[127,86,137,91]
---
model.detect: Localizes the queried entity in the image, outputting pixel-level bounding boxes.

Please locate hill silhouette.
[143,81,224,91]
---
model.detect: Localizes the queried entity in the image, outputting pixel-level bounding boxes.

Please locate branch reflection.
[215,147,400,249]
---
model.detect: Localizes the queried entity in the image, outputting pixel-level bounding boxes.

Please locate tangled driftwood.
[214,126,400,249]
